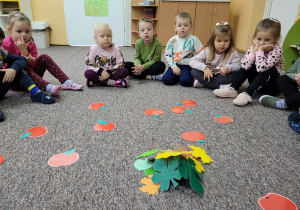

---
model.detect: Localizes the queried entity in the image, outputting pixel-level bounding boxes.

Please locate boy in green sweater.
[125,18,165,79]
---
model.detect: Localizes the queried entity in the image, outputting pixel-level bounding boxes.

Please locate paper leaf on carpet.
[155,151,191,159]
[214,116,233,124]
[180,100,197,107]
[48,152,79,167]
[134,159,153,171]
[188,145,214,164]
[22,132,32,139]
[216,114,220,118]
[258,193,298,210]
[151,157,182,191]
[139,175,160,195]
[182,131,205,141]
[184,110,192,113]
[144,168,156,176]
[65,149,76,155]
[136,149,161,158]
[0,155,4,165]
[93,123,116,131]
[178,157,204,195]
[98,120,108,125]
[89,103,105,110]
[144,109,164,116]
[27,127,48,138]
[101,106,106,110]
[171,106,188,114]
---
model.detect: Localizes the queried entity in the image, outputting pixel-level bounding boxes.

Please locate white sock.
[219,84,231,89]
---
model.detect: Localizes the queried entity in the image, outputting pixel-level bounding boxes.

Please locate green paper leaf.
[134,159,153,171]
[187,158,204,194]
[135,149,161,159]
[178,157,189,180]
[144,168,156,176]
[151,157,182,191]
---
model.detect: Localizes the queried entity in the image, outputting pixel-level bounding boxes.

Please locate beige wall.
[30,0,67,45]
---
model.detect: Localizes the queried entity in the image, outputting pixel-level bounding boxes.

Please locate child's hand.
[132,64,144,75]
[295,73,300,85]
[204,67,213,82]
[0,68,16,83]
[259,44,274,52]
[25,54,36,63]
[252,40,260,53]
[99,70,110,81]
[15,38,30,55]
[220,66,229,75]
[172,66,181,76]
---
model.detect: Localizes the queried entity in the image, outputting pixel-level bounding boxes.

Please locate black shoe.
[31,91,55,104]
[0,110,4,122]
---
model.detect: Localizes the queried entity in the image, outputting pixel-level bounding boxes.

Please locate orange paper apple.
[258,193,298,210]
[144,109,164,116]
[214,116,233,124]
[182,131,205,141]
[171,106,188,114]
[89,103,105,110]
[94,123,116,131]
[48,152,79,167]
[181,100,197,107]
[27,126,48,138]
[0,155,4,165]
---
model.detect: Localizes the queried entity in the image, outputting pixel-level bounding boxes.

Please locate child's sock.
[61,79,83,90]
[219,84,231,89]
[46,84,61,96]
[28,84,40,95]
[151,74,163,80]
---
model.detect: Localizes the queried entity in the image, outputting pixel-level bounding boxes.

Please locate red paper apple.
[214,116,233,124]
[0,155,4,165]
[27,126,48,137]
[258,193,298,210]
[89,103,105,110]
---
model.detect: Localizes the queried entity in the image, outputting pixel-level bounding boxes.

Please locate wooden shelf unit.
[131,0,159,47]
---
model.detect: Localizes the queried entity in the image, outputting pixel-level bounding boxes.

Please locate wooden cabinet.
[157,1,230,47]
[157,1,196,46]
[131,0,159,47]
[229,0,266,52]
[194,2,230,46]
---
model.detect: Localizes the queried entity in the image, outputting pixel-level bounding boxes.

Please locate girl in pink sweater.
[2,12,83,96]
[213,18,285,106]
[84,22,128,88]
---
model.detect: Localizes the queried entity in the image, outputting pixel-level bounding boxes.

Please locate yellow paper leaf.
[189,157,205,173]
[155,151,191,159]
[138,176,160,195]
[188,145,214,164]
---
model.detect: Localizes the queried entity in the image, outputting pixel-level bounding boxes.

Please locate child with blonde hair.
[2,12,83,96]
[85,22,128,88]
[162,12,203,86]
[213,18,285,106]
[190,21,240,89]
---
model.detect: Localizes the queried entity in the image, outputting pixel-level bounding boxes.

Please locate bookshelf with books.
[131,0,159,47]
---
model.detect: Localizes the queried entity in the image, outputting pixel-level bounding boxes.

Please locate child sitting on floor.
[190,21,240,90]
[85,22,128,88]
[124,18,165,80]
[162,12,203,86]
[2,12,83,96]
[213,18,285,106]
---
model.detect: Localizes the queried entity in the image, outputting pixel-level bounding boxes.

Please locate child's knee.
[84,69,95,79]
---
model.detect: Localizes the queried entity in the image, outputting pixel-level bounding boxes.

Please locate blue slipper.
[31,91,55,104]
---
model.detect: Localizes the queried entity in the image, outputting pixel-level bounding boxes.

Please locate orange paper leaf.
[27,126,48,138]
[139,175,160,195]
[171,106,188,114]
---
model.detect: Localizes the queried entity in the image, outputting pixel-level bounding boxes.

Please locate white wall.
[268,0,299,43]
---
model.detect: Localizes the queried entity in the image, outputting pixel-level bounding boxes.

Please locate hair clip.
[269,18,279,23]
[216,21,228,26]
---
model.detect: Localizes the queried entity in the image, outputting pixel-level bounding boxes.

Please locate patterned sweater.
[85,44,124,73]
[189,47,241,73]
[165,34,203,69]
[241,44,285,75]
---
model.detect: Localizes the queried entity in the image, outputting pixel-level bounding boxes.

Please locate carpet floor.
[0,45,299,209]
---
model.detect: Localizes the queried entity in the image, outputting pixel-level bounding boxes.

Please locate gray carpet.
[0,45,299,209]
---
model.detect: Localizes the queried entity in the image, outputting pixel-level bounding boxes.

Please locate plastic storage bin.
[31,21,50,49]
